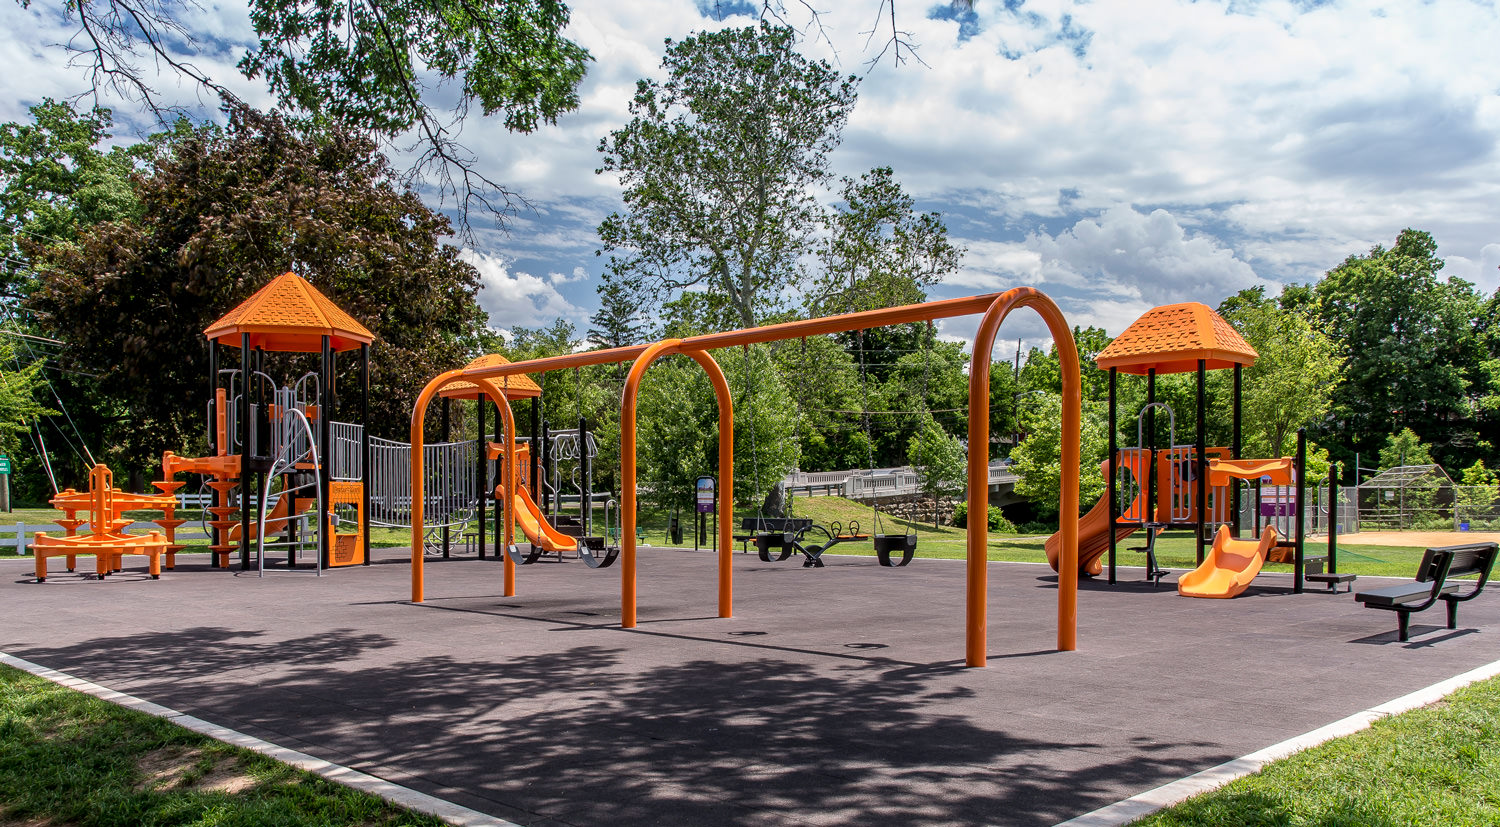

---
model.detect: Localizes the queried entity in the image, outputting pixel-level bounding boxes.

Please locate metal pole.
[441,397,451,559]
[477,398,487,558]
[1232,363,1242,539]
[209,340,220,568]
[1107,367,1117,584]
[361,343,370,565]
[1146,369,1156,526]
[1196,359,1206,565]
[1295,427,1307,593]
[239,334,251,570]
[1328,461,1339,574]
[320,335,332,569]
[580,414,592,537]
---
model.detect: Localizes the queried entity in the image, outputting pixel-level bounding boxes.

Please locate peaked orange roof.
[439,354,542,400]
[1096,302,1257,376]
[203,272,375,352]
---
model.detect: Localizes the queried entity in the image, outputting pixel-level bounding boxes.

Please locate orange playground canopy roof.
[1095,302,1256,376]
[203,272,375,353]
[438,354,541,400]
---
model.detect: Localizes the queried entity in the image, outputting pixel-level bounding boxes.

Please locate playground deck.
[2,549,1498,826]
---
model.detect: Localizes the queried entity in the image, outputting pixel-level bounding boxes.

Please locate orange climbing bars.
[407,287,1082,667]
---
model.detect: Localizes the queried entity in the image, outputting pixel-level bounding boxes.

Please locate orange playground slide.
[512,486,578,552]
[1046,493,1138,576]
[1177,524,1279,598]
[1047,458,1139,576]
[228,494,295,543]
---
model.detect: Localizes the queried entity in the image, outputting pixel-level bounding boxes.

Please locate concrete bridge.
[783,462,1025,508]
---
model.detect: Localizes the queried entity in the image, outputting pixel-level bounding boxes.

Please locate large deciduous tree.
[27,109,485,471]
[1314,229,1486,469]
[597,24,857,328]
[0,100,146,297]
[1216,287,1342,458]
[30,0,590,229]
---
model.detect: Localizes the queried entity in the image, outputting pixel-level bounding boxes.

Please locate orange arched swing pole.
[619,341,735,626]
[966,288,1081,664]
[425,286,1082,665]
[409,371,518,603]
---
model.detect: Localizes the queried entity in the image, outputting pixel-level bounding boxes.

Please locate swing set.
[407,287,1085,668]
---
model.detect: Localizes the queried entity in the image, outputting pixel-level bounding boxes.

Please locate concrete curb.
[1053,656,1500,826]
[0,652,520,827]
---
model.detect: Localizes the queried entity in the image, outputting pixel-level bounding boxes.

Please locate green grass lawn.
[1129,673,1500,826]
[0,664,448,826]
[0,495,1449,580]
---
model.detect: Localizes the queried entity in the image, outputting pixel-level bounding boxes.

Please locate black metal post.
[540,418,551,520]
[208,341,220,568]
[1232,363,1242,538]
[1146,369,1156,526]
[320,335,332,569]
[1328,461,1339,574]
[530,398,541,496]
[361,343,370,565]
[441,396,451,559]
[580,415,592,537]
[1196,359,1207,565]
[239,334,251,570]
[477,398,487,558]
[1295,427,1307,594]
[1107,367,1117,584]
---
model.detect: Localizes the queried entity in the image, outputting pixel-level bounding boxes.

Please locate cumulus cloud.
[461,249,584,330]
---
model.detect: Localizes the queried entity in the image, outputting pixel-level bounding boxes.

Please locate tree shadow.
[13,625,1232,826]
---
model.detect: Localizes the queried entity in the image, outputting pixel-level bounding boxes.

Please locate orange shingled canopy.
[1096,302,1256,376]
[438,354,542,400]
[203,272,375,353]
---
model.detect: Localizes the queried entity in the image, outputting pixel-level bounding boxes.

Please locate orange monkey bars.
[408,287,1082,667]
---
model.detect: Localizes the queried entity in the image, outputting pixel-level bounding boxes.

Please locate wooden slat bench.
[1354,542,1496,642]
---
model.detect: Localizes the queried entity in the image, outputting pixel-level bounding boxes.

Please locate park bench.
[733,517,813,554]
[1354,542,1496,642]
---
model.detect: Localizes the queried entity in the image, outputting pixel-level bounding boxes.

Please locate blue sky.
[4,0,1498,352]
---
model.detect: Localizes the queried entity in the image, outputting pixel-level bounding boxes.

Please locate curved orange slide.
[511,486,578,552]
[1177,524,1279,598]
[1046,460,1138,576]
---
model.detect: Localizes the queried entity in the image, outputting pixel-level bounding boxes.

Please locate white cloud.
[461,249,584,330]
[1445,243,1500,297]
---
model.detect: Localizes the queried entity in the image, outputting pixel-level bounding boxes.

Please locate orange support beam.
[966,288,1081,664]
[408,287,1082,665]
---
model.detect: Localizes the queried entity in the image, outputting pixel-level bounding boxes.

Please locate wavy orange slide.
[511,486,578,552]
[1177,524,1279,598]
[1046,460,1138,576]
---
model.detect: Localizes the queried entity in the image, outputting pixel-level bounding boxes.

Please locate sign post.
[0,455,10,513]
[695,475,715,553]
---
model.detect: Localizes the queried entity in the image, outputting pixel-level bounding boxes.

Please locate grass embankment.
[1130,673,1500,826]
[0,664,448,826]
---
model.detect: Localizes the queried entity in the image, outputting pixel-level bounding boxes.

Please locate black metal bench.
[1354,542,1496,642]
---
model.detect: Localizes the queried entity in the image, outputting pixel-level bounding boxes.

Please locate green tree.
[1216,287,1343,458]
[1315,229,1485,468]
[0,335,55,457]
[1457,460,1499,529]
[0,100,146,297]
[634,345,796,512]
[906,410,964,527]
[1012,394,1109,520]
[809,166,962,317]
[596,24,857,328]
[1378,427,1435,470]
[30,0,591,228]
[27,109,486,474]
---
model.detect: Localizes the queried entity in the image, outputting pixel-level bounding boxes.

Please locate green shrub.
[950,502,1017,533]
